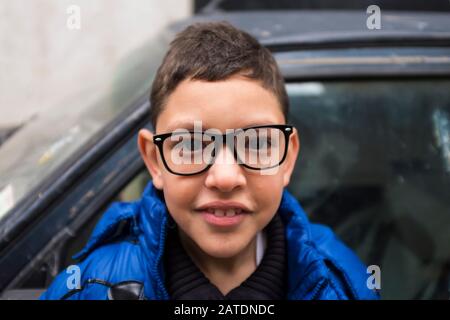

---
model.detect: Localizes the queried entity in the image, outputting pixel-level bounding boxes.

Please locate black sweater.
[164,213,286,300]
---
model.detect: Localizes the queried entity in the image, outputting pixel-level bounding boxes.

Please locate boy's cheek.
[256,168,289,189]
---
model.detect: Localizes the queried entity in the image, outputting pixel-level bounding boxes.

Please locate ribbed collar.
[164,213,287,300]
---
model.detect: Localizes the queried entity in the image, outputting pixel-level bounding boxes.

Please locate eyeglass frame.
[152,124,294,176]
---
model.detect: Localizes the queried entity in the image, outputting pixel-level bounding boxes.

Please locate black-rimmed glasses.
[153,124,294,176]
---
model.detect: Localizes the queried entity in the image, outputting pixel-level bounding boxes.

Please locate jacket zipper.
[310,280,328,300]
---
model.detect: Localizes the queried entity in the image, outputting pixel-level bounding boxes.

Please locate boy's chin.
[197,238,254,259]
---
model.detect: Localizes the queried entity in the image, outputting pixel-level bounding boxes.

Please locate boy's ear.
[137,129,164,190]
[282,128,300,187]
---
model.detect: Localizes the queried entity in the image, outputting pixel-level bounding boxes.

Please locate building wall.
[0,0,192,127]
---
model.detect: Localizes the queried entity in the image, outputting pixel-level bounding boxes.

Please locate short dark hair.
[149,21,289,129]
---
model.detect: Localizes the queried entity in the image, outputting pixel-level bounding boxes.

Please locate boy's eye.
[245,136,273,151]
[181,138,204,152]
[174,135,213,154]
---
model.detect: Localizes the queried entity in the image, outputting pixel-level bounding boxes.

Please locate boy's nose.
[204,144,246,192]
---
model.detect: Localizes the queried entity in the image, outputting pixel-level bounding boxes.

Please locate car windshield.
[0,35,169,221]
[286,79,450,299]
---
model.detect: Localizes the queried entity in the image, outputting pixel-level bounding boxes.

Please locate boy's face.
[138,75,299,259]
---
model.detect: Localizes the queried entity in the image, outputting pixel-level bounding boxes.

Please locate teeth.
[225,209,235,217]
[204,208,244,217]
[215,209,225,217]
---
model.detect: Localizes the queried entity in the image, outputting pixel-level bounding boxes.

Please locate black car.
[1,10,450,300]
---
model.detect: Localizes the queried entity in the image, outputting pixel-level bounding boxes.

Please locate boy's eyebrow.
[239,120,284,129]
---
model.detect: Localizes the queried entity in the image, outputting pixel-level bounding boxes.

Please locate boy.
[41,22,378,300]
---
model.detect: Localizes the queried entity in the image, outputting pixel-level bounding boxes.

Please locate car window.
[0,35,168,222]
[286,79,450,299]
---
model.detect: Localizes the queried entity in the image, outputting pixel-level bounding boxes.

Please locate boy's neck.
[178,229,257,296]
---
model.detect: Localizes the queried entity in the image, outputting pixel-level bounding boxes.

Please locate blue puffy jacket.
[40,181,379,300]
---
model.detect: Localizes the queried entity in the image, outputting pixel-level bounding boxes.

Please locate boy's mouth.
[203,207,242,217]
[194,201,252,227]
